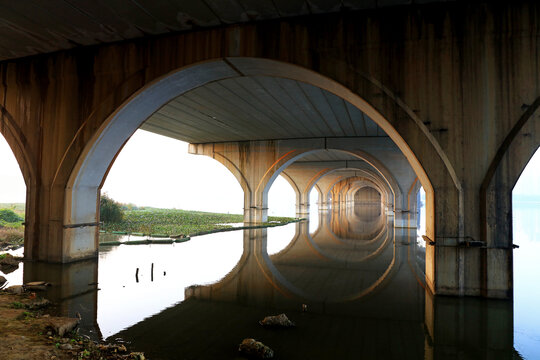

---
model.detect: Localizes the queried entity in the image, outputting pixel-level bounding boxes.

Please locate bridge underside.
[0,1,539,300]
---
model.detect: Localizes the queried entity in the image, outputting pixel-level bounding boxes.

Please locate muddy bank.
[0,291,145,360]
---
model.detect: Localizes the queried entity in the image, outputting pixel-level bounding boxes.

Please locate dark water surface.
[2,204,539,359]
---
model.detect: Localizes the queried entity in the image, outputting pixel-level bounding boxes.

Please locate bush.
[99,194,124,223]
[0,227,24,244]
[0,209,23,223]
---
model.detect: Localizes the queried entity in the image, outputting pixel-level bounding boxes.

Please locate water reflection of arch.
[270,221,397,302]
[187,222,398,304]
[185,227,311,305]
[308,210,391,263]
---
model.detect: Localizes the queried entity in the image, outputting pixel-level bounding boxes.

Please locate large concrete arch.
[479,98,540,298]
[4,3,539,300]
[0,105,38,256]
[64,59,440,261]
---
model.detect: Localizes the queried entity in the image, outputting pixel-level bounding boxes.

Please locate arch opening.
[0,132,26,252]
[353,186,382,217]
[0,132,27,288]
[64,58,436,270]
[101,129,244,215]
[512,146,540,359]
[267,175,296,218]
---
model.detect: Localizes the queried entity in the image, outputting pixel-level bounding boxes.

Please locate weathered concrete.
[0,2,538,298]
[189,137,411,223]
[280,159,393,217]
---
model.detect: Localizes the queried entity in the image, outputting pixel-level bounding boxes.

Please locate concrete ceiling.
[296,150,363,162]
[141,76,387,143]
[0,0,453,61]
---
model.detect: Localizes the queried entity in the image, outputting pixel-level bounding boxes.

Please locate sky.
[0,129,539,211]
[0,130,297,216]
[513,148,540,197]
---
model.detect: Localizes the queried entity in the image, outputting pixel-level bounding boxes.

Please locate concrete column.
[296,192,310,218]
[188,139,325,223]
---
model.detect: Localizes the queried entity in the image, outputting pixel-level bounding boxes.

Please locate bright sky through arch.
[0,130,296,216]
[513,148,540,197]
[101,130,295,216]
[0,132,25,203]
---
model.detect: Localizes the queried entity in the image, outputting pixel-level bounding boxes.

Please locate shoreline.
[98,218,306,246]
[0,290,146,360]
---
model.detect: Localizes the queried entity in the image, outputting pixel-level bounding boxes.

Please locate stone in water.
[238,338,274,359]
[259,313,295,328]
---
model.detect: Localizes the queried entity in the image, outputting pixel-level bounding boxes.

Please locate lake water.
[513,200,540,359]
[1,204,539,359]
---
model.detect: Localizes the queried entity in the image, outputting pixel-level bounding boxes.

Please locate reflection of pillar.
[23,260,101,338]
[424,289,513,359]
[185,228,274,303]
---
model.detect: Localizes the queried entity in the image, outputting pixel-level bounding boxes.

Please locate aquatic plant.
[100,208,295,237]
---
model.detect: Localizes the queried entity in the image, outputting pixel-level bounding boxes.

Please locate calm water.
[1,204,539,359]
[513,201,540,359]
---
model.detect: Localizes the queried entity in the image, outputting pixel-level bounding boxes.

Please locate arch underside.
[59,58,449,296]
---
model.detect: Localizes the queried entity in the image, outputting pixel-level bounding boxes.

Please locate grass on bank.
[100,208,296,237]
[0,205,25,248]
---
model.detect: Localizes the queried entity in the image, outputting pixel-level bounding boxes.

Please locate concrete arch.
[0,105,35,186]
[0,105,39,258]
[305,149,400,209]
[480,98,540,298]
[277,148,403,218]
[336,179,386,209]
[65,58,438,249]
[351,184,382,202]
[321,171,392,211]
[60,57,447,295]
[329,177,387,239]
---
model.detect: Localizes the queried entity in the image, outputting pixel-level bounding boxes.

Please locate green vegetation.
[0,209,23,223]
[99,193,124,223]
[16,311,34,320]
[100,208,297,237]
[10,301,25,309]
[0,205,24,249]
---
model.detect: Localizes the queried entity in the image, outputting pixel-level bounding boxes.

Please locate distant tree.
[0,209,23,223]
[99,193,124,223]
[121,203,139,211]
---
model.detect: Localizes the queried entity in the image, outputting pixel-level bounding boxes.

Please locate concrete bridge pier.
[188,139,324,223]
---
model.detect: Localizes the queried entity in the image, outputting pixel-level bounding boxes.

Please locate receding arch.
[65,57,438,263]
[277,148,401,220]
